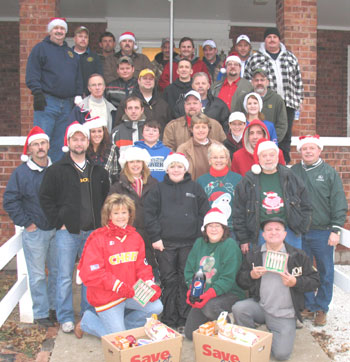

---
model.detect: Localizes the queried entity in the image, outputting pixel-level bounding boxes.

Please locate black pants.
[184,293,240,340]
[278,106,295,164]
[155,244,192,328]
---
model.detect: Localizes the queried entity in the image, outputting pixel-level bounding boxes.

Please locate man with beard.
[3,127,57,328]
[163,90,226,151]
[26,18,83,162]
[114,69,171,130]
[237,69,288,145]
[103,31,153,84]
[211,55,252,111]
[233,139,312,254]
[173,72,229,133]
[98,31,117,74]
[152,38,179,80]
[39,122,109,334]
[244,28,304,164]
[159,36,210,91]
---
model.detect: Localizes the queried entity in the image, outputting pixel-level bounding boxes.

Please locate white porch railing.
[0,226,33,327]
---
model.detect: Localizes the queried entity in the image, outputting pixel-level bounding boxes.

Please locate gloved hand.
[33,92,46,111]
[192,288,216,309]
[149,284,162,302]
[116,281,135,298]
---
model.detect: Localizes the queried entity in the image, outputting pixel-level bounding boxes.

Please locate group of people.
[2,16,348,362]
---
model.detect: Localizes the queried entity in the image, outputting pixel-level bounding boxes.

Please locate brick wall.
[0,146,23,245]
[317,30,350,137]
[0,22,20,136]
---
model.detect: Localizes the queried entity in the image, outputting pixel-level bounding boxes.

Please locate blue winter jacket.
[3,159,53,230]
[26,36,83,98]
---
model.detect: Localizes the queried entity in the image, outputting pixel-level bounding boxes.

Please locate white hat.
[118,146,151,169]
[21,126,50,162]
[297,135,323,152]
[220,55,241,74]
[62,122,90,153]
[163,152,189,171]
[184,90,201,102]
[201,208,227,231]
[243,92,263,113]
[202,40,217,49]
[47,17,68,33]
[228,111,247,124]
[236,35,251,45]
[83,116,107,131]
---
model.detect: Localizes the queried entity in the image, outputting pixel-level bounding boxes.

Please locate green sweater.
[184,236,245,299]
[291,160,347,230]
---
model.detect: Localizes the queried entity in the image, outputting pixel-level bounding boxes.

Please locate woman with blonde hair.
[109,146,158,273]
[75,194,162,338]
[177,113,220,180]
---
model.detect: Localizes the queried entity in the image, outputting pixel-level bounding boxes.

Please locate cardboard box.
[102,325,183,362]
[193,326,272,362]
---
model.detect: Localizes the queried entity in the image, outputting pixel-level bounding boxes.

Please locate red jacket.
[158,56,210,91]
[231,119,285,176]
[78,223,154,312]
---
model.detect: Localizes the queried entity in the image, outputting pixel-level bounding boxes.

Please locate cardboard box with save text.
[102,326,183,362]
[193,326,272,362]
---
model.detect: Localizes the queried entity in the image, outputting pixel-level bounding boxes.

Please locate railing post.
[16,226,33,323]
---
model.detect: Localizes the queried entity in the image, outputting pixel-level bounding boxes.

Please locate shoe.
[61,321,74,333]
[74,320,84,339]
[34,318,55,328]
[314,311,327,326]
[49,309,57,323]
[176,326,185,335]
[296,319,304,329]
[301,309,314,320]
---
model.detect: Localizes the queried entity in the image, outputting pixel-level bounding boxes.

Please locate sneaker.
[296,319,304,329]
[34,318,55,328]
[314,311,327,326]
[61,321,74,333]
[74,320,84,339]
[49,309,57,323]
[301,309,314,320]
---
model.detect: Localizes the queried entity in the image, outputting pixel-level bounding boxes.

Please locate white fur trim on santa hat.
[119,147,151,169]
[201,208,227,231]
[243,92,263,113]
[83,117,107,131]
[47,17,68,33]
[257,140,279,155]
[220,55,241,74]
[297,135,323,152]
[163,153,189,171]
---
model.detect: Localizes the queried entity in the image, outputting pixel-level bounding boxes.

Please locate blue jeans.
[80,298,163,337]
[55,229,92,324]
[22,228,57,319]
[258,227,302,249]
[34,94,73,163]
[302,229,333,312]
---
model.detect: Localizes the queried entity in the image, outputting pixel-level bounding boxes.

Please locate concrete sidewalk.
[50,283,331,362]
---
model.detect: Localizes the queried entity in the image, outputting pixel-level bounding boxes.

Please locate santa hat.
[119,31,137,50]
[62,121,90,153]
[163,152,189,171]
[118,146,151,169]
[243,92,263,113]
[21,126,49,162]
[220,53,241,74]
[47,17,68,33]
[208,191,225,202]
[297,134,323,152]
[201,207,227,231]
[251,138,279,174]
[83,116,107,131]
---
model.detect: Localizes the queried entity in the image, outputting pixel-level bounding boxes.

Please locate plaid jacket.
[104,144,120,184]
[244,42,304,110]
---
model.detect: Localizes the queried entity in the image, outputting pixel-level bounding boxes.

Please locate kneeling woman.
[75,194,163,338]
[184,208,245,340]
